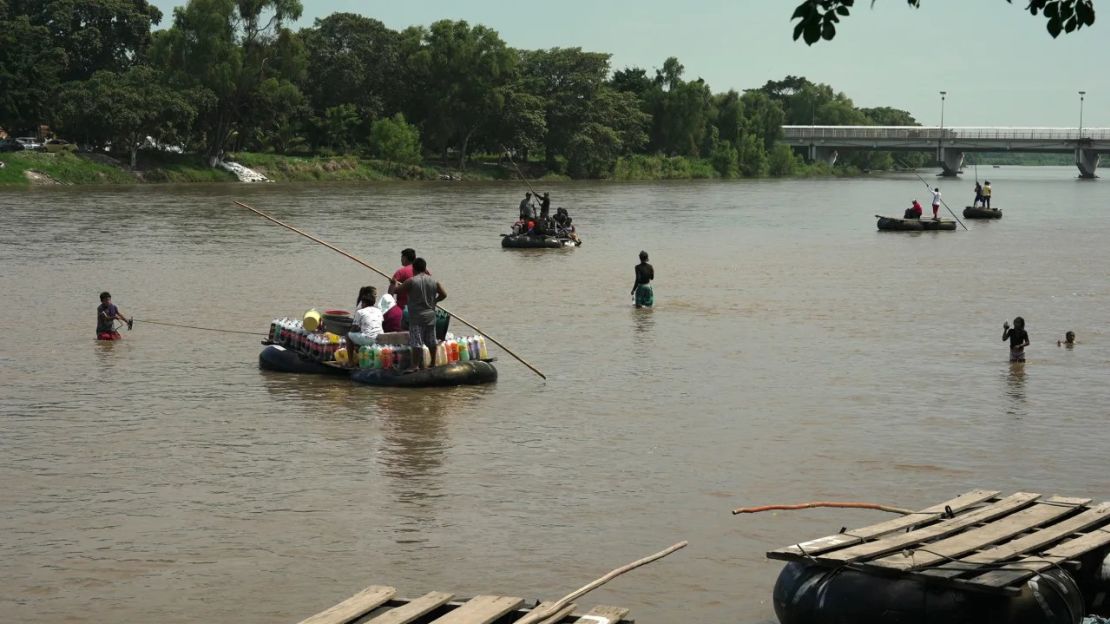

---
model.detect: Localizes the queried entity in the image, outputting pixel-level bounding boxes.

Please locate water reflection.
[1005,362,1027,418]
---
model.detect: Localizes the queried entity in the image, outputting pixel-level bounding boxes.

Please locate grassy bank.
[1,149,877,188]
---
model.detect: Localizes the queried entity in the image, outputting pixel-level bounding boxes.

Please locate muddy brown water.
[2,168,1109,622]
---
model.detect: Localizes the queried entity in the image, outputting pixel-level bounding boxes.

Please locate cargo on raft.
[766,490,1110,624]
[260,312,497,388]
[876,215,957,231]
[963,205,1003,219]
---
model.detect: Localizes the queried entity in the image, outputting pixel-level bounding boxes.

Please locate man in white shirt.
[931,187,942,220]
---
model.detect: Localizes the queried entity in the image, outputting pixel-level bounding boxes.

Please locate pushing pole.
[501,145,542,199]
[234,201,547,380]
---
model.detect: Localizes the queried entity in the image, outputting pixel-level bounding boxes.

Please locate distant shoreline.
[0,151,1101,188]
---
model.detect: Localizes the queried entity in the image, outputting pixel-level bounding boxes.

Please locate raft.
[350,360,497,388]
[876,215,957,231]
[963,205,1003,219]
[258,344,349,376]
[767,490,1110,624]
[501,233,578,248]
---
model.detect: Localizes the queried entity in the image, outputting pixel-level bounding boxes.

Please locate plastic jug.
[446,340,458,363]
[335,347,348,366]
[303,308,321,332]
[420,345,431,368]
[477,336,489,360]
[458,337,470,361]
[436,342,448,367]
[468,337,479,361]
[380,346,393,370]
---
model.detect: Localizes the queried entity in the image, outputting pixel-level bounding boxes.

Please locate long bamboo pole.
[732,501,913,515]
[513,541,688,624]
[234,200,547,380]
[502,145,541,199]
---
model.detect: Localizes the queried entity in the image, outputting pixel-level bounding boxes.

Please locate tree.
[791,0,1095,45]
[0,12,65,131]
[151,0,304,164]
[405,20,516,169]
[8,0,163,81]
[54,66,196,168]
[370,113,421,165]
[299,13,401,123]
[644,58,713,157]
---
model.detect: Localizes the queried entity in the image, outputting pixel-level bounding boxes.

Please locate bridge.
[782,126,1110,178]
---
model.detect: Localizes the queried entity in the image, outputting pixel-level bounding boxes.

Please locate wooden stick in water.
[732,501,913,515]
[513,541,688,624]
[234,200,547,380]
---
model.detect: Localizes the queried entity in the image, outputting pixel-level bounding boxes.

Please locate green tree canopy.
[299,13,401,122]
[0,13,65,131]
[54,66,196,167]
[791,0,1095,45]
[8,0,163,81]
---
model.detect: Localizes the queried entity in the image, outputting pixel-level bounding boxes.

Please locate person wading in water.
[631,251,654,309]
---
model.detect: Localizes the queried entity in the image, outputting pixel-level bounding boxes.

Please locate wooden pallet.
[296,586,633,624]
[766,490,1110,596]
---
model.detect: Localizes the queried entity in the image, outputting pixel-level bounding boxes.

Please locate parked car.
[41,139,77,153]
[15,137,42,150]
[0,139,25,152]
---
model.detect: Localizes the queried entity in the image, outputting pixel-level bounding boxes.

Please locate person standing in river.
[96,291,131,340]
[631,251,654,309]
[1002,317,1030,363]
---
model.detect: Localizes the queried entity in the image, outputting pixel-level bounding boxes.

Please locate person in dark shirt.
[96,291,131,340]
[631,251,654,309]
[518,192,535,220]
[1002,317,1030,362]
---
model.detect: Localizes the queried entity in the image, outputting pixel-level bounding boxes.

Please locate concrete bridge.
[782,126,1110,178]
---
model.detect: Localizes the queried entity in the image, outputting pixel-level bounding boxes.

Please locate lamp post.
[1078,90,1086,138]
[939,91,947,163]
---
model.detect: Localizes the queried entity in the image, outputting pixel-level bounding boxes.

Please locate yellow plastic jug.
[303,309,322,332]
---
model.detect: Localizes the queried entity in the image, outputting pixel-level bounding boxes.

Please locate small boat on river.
[501,233,579,248]
[963,205,1003,219]
[876,215,957,231]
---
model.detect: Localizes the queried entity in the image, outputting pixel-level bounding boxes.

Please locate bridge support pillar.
[938,149,964,177]
[808,145,838,166]
[1076,148,1100,178]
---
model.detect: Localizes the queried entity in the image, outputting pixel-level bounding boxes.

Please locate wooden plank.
[297,586,397,624]
[767,490,1000,561]
[527,600,577,624]
[364,592,455,624]
[923,501,1110,580]
[814,492,1042,564]
[865,496,1089,571]
[970,523,1110,588]
[568,605,631,624]
[429,595,524,624]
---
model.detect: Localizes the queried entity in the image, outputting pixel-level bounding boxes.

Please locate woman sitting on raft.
[347,286,384,367]
[378,293,403,333]
[904,200,923,219]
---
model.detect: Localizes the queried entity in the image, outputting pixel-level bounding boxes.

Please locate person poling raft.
[502,192,581,247]
[236,200,546,382]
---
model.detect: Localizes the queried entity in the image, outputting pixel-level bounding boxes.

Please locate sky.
[147,0,1108,128]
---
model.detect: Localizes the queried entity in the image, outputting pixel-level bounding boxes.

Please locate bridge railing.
[782,126,1110,141]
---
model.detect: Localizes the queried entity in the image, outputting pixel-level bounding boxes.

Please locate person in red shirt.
[904,200,923,219]
[388,248,416,308]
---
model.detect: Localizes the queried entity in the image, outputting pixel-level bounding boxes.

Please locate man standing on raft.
[392,258,446,369]
[631,251,654,309]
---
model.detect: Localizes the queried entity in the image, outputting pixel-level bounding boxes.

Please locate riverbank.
[0,149,1029,188]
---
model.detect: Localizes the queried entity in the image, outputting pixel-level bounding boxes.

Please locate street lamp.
[1078,90,1086,138]
[939,91,947,162]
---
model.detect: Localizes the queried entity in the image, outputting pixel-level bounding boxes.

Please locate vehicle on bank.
[0,139,25,152]
[15,137,41,150]
[41,139,78,153]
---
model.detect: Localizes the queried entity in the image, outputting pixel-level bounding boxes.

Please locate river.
[2,167,1109,623]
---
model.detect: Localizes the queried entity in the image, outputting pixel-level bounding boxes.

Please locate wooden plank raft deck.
[295,586,633,624]
[766,490,1110,596]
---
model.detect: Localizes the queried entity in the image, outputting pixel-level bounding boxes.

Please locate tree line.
[0,0,928,177]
